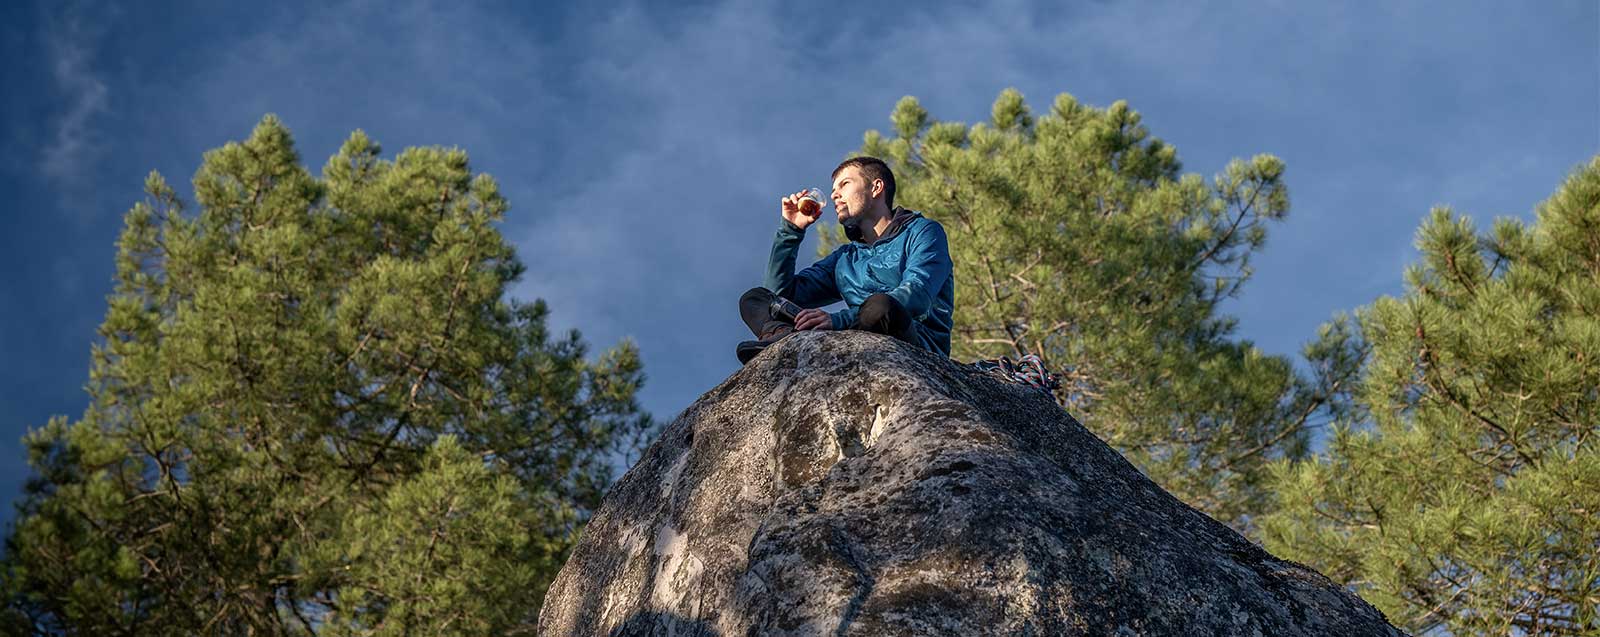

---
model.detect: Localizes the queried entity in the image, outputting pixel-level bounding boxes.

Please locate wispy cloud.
[506,0,828,416]
[170,0,554,159]
[38,3,111,224]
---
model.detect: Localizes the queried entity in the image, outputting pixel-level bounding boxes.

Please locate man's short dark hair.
[832,156,896,208]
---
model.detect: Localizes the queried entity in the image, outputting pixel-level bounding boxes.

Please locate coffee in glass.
[798,187,825,217]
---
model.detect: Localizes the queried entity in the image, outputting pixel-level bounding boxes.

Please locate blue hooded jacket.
[765,207,955,356]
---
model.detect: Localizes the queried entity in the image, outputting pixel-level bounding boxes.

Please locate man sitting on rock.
[737,156,955,364]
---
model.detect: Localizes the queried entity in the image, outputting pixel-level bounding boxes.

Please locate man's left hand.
[794,309,833,331]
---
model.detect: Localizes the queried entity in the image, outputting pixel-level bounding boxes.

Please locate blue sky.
[1,0,1596,526]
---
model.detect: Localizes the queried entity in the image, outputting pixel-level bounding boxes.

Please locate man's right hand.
[780,190,820,231]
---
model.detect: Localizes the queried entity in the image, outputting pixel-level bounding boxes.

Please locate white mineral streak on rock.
[869,403,889,446]
[650,524,704,615]
[615,525,648,557]
[660,449,689,499]
[599,585,627,625]
[653,523,686,559]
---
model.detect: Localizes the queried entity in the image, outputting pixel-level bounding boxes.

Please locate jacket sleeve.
[766,219,843,308]
[831,220,951,329]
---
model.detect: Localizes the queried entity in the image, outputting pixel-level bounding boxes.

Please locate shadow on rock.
[608,611,719,637]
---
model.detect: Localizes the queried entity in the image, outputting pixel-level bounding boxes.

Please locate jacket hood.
[857,206,922,246]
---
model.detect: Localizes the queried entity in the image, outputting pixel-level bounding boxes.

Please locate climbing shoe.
[736,324,796,364]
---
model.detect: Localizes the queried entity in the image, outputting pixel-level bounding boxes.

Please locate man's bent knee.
[740,287,776,317]
[856,293,911,338]
[858,293,895,320]
[741,287,775,304]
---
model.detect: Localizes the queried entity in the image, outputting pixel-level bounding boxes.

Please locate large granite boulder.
[539,330,1403,636]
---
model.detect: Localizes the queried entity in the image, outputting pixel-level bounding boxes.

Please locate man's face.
[830,166,878,226]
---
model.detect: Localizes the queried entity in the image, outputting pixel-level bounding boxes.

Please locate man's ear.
[871,179,884,201]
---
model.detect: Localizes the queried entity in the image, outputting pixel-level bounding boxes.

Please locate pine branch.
[1189,176,1261,273]
[1415,323,1540,468]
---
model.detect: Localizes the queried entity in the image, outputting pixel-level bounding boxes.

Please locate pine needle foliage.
[1262,157,1600,636]
[1,116,653,636]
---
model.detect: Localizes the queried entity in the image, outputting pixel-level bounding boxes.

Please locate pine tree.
[1261,158,1600,636]
[819,90,1348,531]
[0,116,652,635]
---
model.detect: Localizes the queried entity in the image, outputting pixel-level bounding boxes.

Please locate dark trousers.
[739,287,916,345]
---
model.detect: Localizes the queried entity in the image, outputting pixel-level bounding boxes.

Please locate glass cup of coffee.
[798,187,825,218]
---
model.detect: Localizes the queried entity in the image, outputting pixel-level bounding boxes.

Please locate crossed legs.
[738,287,916,344]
